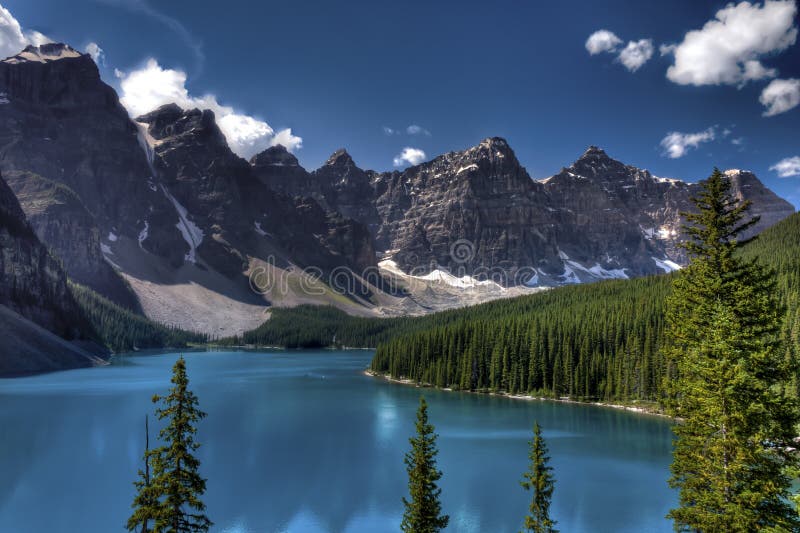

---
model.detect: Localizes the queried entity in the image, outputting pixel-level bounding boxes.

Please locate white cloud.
[406,124,431,136]
[618,39,654,72]
[759,78,800,116]
[393,147,426,167]
[664,0,798,86]
[383,126,396,135]
[585,30,622,55]
[84,42,104,66]
[117,58,301,158]
[770,156,800,177]
[659,43,676,56]
[731,137,745,145]
[660,127,716,158]
[0,3,52,59]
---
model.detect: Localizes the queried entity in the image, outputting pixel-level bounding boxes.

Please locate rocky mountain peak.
[250,144,300,168]
[325,149,356,168]
[562,145,639,182]
[2,43,84,64]
[136,105,227,147]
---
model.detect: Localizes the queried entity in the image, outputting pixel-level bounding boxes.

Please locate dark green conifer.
[520,422,557,533]
[663,169,800,532]
[138,356,212,533]
[401,396,449,533]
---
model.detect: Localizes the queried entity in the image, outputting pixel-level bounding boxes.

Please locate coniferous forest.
[69,282,208,352]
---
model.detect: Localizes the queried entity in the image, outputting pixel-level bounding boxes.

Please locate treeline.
[369,211,800,402]
[69,281,207,352]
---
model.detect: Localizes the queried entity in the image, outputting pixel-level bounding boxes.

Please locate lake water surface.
[0,350,676,532]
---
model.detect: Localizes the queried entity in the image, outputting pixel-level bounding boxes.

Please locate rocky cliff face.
[0,43,179,307]
[136,104,376,276]
[254,140,793,286]
[0,170,106,374]
[251,145,382,236]
[370,138,561,281]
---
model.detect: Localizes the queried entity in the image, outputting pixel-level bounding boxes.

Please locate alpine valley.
[0,43,794,374]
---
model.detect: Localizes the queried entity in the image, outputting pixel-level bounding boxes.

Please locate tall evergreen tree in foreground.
[128,356,211,533]
[520,422,557,533]
[401,396,449,533]
[663,169,800,532]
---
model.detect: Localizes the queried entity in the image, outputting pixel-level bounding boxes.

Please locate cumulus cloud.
[84,42,104,66]
[406,124,431,136]
[770,156,800,177]
[383,126,396,135]
[660,127,716,158]
[393,147,426,167]
[585,30,622,55]
[618,39,654,72]
[664,0,798,86]
[117,58,301,158]
[586,30,654,71]
[759,78,800,116]
[0,3,52,58]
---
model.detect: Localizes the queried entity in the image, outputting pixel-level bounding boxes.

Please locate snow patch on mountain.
[653,257,681,273]
[135,121,158,178]
[138,221,149,249]
[161,185,203,263]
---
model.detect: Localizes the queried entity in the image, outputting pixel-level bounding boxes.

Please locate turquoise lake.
[0,350,676,532]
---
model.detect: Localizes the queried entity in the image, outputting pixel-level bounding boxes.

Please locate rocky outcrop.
[251,145,382,236]
[136,104,377,277]
[3,170,142,310]
[371,137,561,281]
[0,170,106,375]
[0,43,181,307]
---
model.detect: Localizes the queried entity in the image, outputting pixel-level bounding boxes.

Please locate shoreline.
[364,369,672,419]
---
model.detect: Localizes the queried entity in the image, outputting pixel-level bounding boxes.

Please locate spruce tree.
[150,356,212,533]
[520,422,557,533]
[401,396,449,533]
[663,169,800,532]
[128,415,160,533]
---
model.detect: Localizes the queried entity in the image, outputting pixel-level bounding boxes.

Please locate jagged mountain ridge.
[252,140,794,285]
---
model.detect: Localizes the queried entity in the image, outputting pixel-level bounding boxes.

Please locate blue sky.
[4,0,800,206]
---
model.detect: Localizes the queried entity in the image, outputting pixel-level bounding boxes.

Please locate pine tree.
[663,169,800,532]
[401,396,449,533]
[127,415,160,533]
[520,422,557,533]
[150,356,212,533]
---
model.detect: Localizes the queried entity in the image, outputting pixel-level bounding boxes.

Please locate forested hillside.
[228,211,800,403]
[69,282,207,353]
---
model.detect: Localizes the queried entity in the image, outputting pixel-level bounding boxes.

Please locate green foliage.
[401,397,449,533]
[663,170,800,532]
[69,282,206,352]
[128,357,212,533]
[520,422,557,533]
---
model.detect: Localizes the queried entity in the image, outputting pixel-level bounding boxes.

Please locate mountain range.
[0,43,794,354]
